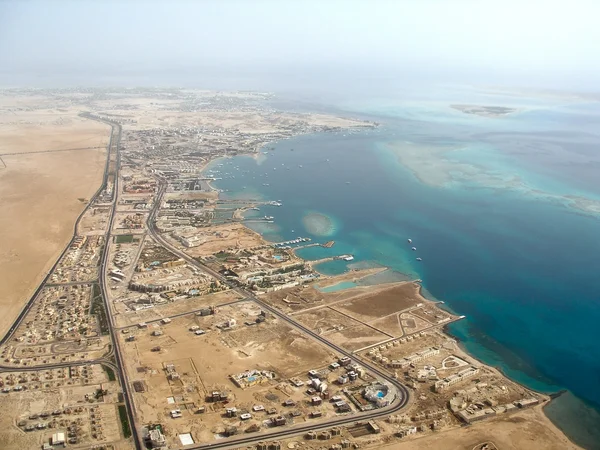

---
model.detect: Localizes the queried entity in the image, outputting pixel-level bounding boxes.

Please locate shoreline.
[198,130,585,449]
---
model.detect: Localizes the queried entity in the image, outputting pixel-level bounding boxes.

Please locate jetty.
[271,237,312,248]
[308,254,355,266]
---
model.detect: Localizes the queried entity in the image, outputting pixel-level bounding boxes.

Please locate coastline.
[198,135,586,449]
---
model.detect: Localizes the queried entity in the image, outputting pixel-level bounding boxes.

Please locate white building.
[388,347,440,369]
[51,432,65,445]
[149,428,166,448]
[435,366,480,392]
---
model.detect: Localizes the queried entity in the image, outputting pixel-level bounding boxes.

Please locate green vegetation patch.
[90,284,109,334]
[115,234,135,244]
[103,365,116,382]
[118,405,132,438]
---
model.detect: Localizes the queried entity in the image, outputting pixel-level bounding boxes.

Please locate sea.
[203,85,600,449]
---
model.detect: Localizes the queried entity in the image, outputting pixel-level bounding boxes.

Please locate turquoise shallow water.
[317,281,357,293]
[206,90,600,448]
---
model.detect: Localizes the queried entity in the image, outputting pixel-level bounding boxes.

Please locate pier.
[272,237,312,248]
[293,242,320,250]
[307,254,354,266]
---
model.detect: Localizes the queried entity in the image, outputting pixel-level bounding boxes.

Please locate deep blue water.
[205,91,600,448]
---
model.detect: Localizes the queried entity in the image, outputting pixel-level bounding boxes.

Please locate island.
[451,104,518,117]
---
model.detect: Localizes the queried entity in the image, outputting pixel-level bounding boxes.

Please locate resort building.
[363,382,397,408]
[388,347,440,369]
[434,366,480,392]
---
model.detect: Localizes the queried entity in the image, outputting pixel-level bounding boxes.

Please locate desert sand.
[0,105,109,338]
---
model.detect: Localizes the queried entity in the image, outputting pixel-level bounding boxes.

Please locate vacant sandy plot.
[0,115,108,155]
[326,325,391,352]
[0,114,109,338]
[381,405,579,450]
[182,223,266,257]
[368,313,406,337]
[295,307,391,352]
[335,283,423,323]
[294,306,360,333]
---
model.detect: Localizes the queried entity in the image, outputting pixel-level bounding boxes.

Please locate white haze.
[0,0,599,91]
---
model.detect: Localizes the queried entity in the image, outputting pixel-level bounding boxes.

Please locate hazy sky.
[1,0,599,90]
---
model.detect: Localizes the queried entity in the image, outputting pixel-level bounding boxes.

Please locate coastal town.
[0,88,575,450]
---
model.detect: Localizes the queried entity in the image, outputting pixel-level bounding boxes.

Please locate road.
[89,117,144,450]
[0,115,142,449]
[146,180,412,449]
[0,115,410,450]
[113,298,247,330]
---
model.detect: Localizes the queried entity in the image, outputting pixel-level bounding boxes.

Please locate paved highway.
[90,117,144,450]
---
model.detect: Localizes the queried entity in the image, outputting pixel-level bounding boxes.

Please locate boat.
[416,257,422,261]
[411,247,417,251]
[299,165,303,168]
[345,181,351,184]
[407,238,412,244]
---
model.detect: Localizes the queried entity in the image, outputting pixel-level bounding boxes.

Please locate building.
[396,426,417,438]
[272,416,286,426]
[456,407,496,423]
[388,347,440,369]
[434,366,480,392]
[148,428,166,448]
[51,432,66,446]
[230,369,275,389]
[363,382,397,408]
[516,398,540,408]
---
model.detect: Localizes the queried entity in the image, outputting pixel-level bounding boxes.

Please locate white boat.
[416,257,422,261]
[411,247,417,251]
[408,238,412,244]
